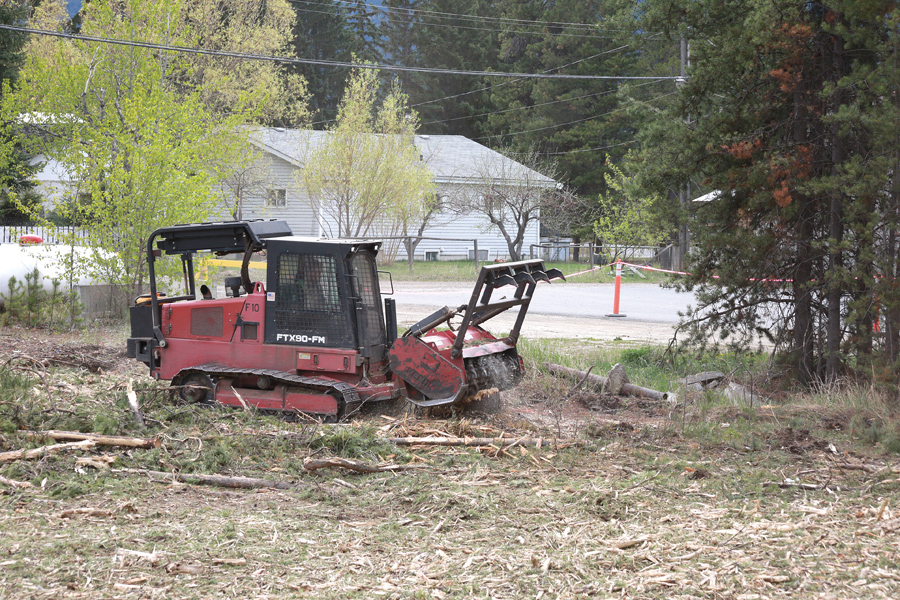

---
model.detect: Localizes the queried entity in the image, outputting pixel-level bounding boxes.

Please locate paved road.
[390,281,696,343]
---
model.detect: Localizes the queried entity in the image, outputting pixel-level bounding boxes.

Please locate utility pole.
[674,37,690,272]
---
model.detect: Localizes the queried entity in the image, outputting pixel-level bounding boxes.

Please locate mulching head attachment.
[389,259,564,408]
[452,259,565,357]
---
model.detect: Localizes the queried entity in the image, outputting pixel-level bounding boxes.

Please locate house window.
[266,189,286,207]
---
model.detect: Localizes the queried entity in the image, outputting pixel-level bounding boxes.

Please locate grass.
[1,328,900,598]
[517,337,771,397]
[203,259,674,296]
[378,259,674,284]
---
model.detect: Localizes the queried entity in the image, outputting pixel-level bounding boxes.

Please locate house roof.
[247,128,557,188]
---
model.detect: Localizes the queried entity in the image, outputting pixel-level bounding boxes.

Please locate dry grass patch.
[1,327,900,598]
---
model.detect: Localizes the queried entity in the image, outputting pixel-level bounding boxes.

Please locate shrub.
[1,268,83,330]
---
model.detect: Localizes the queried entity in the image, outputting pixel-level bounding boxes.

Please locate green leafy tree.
[594,158,665,262]
[173,0,308,124]
[0,1,42,224]
[299,68,434,257]
[5,0,308,289]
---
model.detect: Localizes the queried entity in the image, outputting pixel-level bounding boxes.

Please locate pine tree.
[290,0,357,123]
[488,1,669,194]
[631,0,900,383]
[0,1,28,85]
[346,0,382,63]
[407,0,501,139]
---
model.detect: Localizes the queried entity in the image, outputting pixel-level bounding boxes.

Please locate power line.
[0,24,681,82]
[308,45,654,127]
[420,78,668,126]
[474,91,677,143]
[288,0,659,34]
[536,140,635,156]
[409,43,658,109]
[292,2,633,40]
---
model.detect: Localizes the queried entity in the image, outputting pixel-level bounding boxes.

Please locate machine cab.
[264,237,387,362]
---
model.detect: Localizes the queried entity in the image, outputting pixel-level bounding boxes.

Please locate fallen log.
[25,430,160,449]
[0,475,33,488]
[0,440,96,463]
[302,457,409,473]
[118,468,300,490]
[545,363,669,401]
[388,436,583,448]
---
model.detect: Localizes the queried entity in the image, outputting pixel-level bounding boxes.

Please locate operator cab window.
[273,252,352,347]
[277,253,340,312]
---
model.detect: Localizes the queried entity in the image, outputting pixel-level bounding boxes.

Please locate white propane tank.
[0,241,107,301]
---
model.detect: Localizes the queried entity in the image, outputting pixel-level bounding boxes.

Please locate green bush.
[1,268,83,330]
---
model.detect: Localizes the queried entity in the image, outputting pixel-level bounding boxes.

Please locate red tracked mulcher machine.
[127,220,564,420]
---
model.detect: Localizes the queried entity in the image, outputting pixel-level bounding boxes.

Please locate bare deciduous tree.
[452,148,568,261]
[213,144,271,221]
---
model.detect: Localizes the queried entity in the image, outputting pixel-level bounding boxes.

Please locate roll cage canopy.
[151,219,293,256]
[145,220,293,347]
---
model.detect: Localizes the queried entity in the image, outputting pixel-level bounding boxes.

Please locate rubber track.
[179,363,361,405]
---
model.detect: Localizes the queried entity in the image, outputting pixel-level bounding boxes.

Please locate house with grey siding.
[237,128,556,261]
[26,127,557,261]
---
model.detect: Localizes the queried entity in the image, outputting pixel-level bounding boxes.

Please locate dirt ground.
[1,327,899,599]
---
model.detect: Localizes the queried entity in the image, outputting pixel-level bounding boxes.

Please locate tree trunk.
[826,34,846,383]
[887,198,900,363]
[494,220,519,261]
[792,89,816,385]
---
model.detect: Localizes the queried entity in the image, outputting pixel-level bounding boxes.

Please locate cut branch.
[0,440,96,463]
[388,436,583,448]
[545,363,669,401]
[302,457,410,473]
[25,431,160,449]
[761,481,849,491]
[0,475,33,488]
[117,468,300,490]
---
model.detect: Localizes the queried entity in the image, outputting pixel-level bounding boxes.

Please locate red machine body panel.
[154,287,357,382]
[296,349,357,373]
[215,380,340,415]
[418,327,496,352]
[388,335,467,403]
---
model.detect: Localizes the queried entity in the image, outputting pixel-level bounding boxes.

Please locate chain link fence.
[529,243,675,269]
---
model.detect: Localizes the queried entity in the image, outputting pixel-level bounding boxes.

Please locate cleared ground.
[0,327,898,600]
